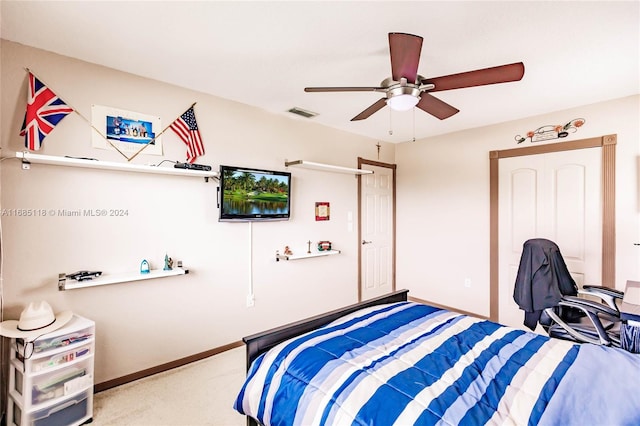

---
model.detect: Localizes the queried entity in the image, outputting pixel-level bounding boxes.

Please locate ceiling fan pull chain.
[388,109,393,135]
[412,108,416,142]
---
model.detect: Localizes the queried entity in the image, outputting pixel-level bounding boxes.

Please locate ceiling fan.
[304,32,525,121]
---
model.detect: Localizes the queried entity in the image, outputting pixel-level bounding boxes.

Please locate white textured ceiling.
[1,1,638,143]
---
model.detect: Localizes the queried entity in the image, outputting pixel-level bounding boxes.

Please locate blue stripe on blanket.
[414,324,530,424]
[321,312,465,425]
[233,350,266,412]
[258,302,443,423]
[351,319,504,425]
[528,344,578,426]
[295,309,451,423]
[454,331,546,424]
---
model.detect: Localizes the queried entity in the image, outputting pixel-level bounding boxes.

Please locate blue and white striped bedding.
[234,302,640,425]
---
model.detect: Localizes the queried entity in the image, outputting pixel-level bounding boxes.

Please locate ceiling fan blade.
[305,86,382,93]
[351,98,387,121]
[389,32,423,83]
[416,93,459,120]
[423,62,525,92]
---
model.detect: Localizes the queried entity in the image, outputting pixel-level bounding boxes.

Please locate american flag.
[19,72,73,151]
[170,106,204,163]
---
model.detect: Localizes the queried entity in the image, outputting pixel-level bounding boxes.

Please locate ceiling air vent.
[287,107,318,119]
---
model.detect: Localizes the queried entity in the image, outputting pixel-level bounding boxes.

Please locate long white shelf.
[58,267,189,290]
[276,249,341,261]
[285,160,373,175]
[15,152,218,180]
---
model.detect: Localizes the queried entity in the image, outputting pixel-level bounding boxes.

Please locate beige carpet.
[92,346,246,425]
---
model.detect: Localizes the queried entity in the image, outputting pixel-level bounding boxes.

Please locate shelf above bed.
[58,267,189,291]
[15,152,218,181]
[284,160,373,175]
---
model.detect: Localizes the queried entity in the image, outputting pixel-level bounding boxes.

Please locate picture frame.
[91,105,163,156]
[315,202,330,221]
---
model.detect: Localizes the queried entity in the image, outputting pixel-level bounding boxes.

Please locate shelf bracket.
[58,273,66,291]
[21,157,31,170]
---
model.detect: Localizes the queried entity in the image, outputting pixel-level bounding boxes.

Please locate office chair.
[514,238,622,347]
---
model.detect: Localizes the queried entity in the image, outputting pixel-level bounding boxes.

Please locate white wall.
[396,95,640,317]
[3,39,639,386]
[0,41,393,383]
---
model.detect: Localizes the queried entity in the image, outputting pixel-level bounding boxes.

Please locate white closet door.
[498,148,602,330]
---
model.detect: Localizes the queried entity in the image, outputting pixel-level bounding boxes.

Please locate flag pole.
[24,68,131,161]
[127,102,197,162]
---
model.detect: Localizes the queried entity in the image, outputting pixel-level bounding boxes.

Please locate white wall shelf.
[58,267,189,291]
[276,250,341,261]
[284,160,373,175]
[15,152,218,181]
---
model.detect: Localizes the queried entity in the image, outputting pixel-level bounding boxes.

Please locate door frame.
[357,157,397,302]
[489,134,617,321]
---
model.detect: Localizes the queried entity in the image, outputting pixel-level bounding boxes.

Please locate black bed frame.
[241,289,409,425]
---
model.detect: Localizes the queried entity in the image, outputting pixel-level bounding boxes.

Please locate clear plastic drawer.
[19,357,93,405]
[31,343,92,373]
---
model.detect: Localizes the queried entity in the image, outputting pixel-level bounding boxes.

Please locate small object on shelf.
[140,259,150,274]
[66,271,102,282]
[163,254,173,271]
[318,241,332,251]
[307,240,312,254]
[173,162,212,171]
[284,246,293,256]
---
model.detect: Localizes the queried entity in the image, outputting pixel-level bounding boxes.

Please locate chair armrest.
[582,285,624,299]
[579,285,624,312]
[545,297,620,346]
[562,295,620,318]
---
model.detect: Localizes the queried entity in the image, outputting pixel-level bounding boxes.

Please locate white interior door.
[498,148,602,329]
[360,164,394,301]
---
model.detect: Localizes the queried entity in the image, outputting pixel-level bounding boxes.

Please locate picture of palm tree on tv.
[220,166,291,220]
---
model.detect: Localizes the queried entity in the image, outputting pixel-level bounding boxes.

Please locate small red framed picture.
[315,202,330,221]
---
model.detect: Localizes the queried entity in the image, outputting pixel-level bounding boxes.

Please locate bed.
[234,290,640,425]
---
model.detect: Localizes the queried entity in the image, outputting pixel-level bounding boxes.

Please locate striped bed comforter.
[234,302,640,425]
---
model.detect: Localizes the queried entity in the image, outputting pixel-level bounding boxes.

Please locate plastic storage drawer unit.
[7,315,95,426]
[9,390,90,426]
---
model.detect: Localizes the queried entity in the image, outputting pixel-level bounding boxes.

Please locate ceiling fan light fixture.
[386,93,419,111]
[304,32,524,121]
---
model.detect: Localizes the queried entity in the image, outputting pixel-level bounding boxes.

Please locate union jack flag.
[170,106,204,163]
[19,72,73,151]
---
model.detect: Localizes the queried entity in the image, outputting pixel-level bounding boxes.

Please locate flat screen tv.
[218,165,291,222]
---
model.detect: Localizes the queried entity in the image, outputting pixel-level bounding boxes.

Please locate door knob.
[362,240,372,245]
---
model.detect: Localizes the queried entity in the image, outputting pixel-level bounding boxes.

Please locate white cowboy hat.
[0,301,72,340]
